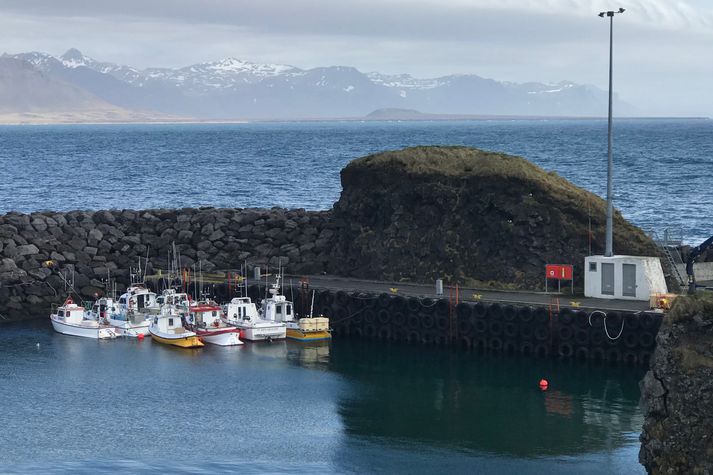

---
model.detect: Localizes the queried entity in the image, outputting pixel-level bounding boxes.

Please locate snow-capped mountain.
[0,48,631,119]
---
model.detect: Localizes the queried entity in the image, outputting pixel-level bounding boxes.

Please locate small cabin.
[225,297,260,322]
[153,314,184,333]
[190,305,222,327]
[262,295,294,323]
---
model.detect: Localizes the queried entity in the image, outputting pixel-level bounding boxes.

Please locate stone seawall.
[0,207,334,321]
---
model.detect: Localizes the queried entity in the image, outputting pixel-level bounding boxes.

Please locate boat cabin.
[224,297,260,323]
[152,313,186,334]
[57,300,87,324]
[118,287,158,312]
[190,304,222,328]
[262,294,294,323]
[157,290,190,308]
[91,297,116,321]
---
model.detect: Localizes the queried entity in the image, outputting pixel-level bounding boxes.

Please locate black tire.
[520,341,534,355]
[575,347,590,360]
[407,298,421,313]
[335,290,349,306]
[420,299,435,314]
[392,312,406,327]
[504,322,518,339]
[559,308,574,325]
[558,343,574,358]
[534,307,549,325]
[472,302,487,319]
[458,318,473,336]
[503,305,517,322]
[489,337,503,351]
[622,350,638,365]
[639,351,653,366]
[487,303,503,320]
[434,334,449,346]
[377,293,391,309]
[574,329,590,346]
[364,324,377,338]
[378,326,391,340]
[639,332,655,349]
[377,309,391,325]
[435,299,449,316]
[390,296,406,312]
[519,324,535,341]
[534,326,549,342]
[606,312,623,329]
[623,332,638,349]
[606,347,621,363]
[518,306,534,324]
[472,337,487,351]
[421,314,435,330]
[591,347,606,361]
[406,330,421,343]
[422,331,436,345]
[589,311,605,328]
[364,309,376,324]
[590,329,606,347]
[436,314,448,331]
[639,312,655,330]
[474,319,488,334]
[575,310,590,328]
[625,313,640,331]
[489,320,504,336]
[407,314,420,329]
[558,326,574,342]
[457,302,471,319]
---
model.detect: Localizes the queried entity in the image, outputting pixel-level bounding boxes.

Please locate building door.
[601,263,615,295]
[622,264,637,297]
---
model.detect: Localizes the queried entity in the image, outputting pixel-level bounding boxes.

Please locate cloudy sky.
[1,0,712,116]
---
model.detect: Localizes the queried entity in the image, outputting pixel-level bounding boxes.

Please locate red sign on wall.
[546,264,573,280]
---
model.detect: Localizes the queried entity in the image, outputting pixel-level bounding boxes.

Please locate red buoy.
[137,333,145,341]
[539,379,549,391]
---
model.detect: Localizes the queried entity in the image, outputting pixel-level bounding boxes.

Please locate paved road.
[278,274,653,313]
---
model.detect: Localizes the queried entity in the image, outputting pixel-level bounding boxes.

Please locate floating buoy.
[539,379,549,391]
[36,343,40,348]
[137,334,145,341]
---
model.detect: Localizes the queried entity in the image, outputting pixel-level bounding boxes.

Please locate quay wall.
[0,207,334,321]
[239,284,662,366]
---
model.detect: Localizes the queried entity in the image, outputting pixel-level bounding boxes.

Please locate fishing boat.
[50,297,117,339]
[186,302,243,346]
[107,285,159,337]
[262,276,331,342]
[223,297,286,341]
[149,306,203,348]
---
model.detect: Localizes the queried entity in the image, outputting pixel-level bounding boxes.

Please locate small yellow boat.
[149,309,204,348]
[286,318,332,342]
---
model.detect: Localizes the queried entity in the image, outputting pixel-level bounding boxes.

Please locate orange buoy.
[539,379,549,391]
[137,333,145,341]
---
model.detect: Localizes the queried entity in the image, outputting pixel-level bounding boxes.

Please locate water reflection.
[327,340,645,458]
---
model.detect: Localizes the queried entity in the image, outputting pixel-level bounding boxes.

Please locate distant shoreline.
[0,115,708,126]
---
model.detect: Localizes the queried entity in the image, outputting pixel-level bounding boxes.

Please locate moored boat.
[223,297,286,341]
[149,307,204,348]
[50,297,117,339]
[187,302,243,346]
[263,276,331,342]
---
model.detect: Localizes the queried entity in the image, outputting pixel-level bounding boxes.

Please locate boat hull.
[236,324,287,341]
[50,316,117,339]
[197,328,244,346]
[110,319,151,337]
[149,329,204,348]
[286,328,332,341]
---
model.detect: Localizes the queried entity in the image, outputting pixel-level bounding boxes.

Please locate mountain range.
[0,48,631,122]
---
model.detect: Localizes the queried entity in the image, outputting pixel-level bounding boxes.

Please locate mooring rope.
[588,310,625,341]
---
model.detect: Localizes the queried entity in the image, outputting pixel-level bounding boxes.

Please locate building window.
[589,262,597,272]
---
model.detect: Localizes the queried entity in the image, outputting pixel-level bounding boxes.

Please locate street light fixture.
[599,8,625,257]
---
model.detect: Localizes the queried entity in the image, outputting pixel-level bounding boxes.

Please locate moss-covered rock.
[330,146,658,288]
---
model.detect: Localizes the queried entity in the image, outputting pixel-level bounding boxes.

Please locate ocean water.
[0,321,645,474]
[0,119,710,243]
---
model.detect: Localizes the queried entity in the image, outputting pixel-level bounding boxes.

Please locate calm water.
[0,119,710,243]
[0,321,645,474]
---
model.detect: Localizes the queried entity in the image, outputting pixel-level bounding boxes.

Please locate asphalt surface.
[277,274,653,313]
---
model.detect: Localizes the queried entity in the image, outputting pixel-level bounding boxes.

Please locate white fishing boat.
[110,285,158,336]
[50,297,117,339]
[223,297,286,341]
[187,302,243,346]
[149,306,203,348]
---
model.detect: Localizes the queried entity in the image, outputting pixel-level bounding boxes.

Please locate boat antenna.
[144,245,151,283]
[310,289,315,318]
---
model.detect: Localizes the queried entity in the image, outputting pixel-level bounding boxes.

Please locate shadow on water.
[325,339,645,459]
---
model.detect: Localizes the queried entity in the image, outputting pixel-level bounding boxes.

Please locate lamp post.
[598,7,625,257]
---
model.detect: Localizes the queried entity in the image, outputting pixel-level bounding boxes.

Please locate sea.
[0,119,710,473]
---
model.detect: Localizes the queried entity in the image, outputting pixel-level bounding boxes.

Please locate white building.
[584,255,667,301]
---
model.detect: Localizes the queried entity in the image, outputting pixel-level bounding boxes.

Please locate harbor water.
[0,320,645,473]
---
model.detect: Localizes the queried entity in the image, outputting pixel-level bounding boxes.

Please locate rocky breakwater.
[0,208,333,321]
[330,146,659,288]
[639,294,713,474]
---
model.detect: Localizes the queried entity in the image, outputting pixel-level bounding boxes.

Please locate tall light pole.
[598,7,625,257]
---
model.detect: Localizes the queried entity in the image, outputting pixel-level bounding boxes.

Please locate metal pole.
[605,13,614,257]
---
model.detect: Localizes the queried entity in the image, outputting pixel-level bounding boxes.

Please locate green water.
[0,321,645,473]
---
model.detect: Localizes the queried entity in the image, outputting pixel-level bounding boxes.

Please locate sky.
[1,0,712,116]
